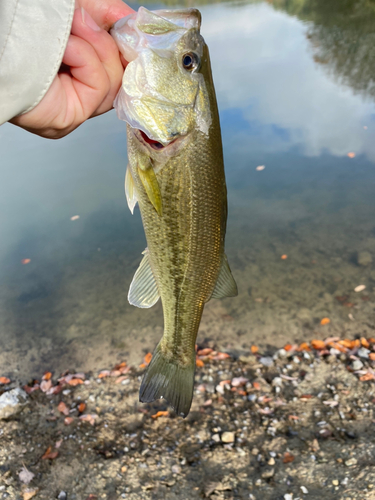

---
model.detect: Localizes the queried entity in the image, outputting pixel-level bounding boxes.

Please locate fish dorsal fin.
[128,249,160,308]
[210,254,238,300]
[125,166,138,214]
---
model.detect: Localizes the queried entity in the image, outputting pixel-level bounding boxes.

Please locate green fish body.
[111,8,237,417]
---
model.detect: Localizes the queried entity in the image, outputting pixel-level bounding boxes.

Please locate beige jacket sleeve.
[0,0,75,125]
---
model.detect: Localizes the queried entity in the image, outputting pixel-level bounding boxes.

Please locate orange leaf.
[114,361,127,370]
[347,152,355,158]
[361,337,370,348]
[79,414,97,425]
[196,358,204,368]
[339,339,353,349]
[360,373,375,382]
[369,338,375,344]
[42,372,52,381]
[57,401,70,416]
[288,415,299,420]
[151,411,169,419]
[68,378,83,386]
[42,447,58,460]
[311,340,326,350]
[328,342,347,353]
[64,417,74,425]
[320,318,330,326]
[283,452,295,463]
[144,353,152,365]
[369,353,375,361]
[21,259,31,265]
[219,379,231,386]
[253,382,261,390]
[139,363,146,369]
[300,394,313,400]
[98,370,110,378]
[197,348,213,356]
[0,377,10,385]
[281,254,288,260]
[213,352,231,360]
[297,342,310,352]
[78,403,86,413]
[250,345,259,354]
[284,344,293,351]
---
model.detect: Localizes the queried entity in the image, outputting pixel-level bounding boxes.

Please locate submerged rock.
[357,251,372,266]
[0,388,28,419]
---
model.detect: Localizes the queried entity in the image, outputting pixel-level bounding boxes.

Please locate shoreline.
[1,337,375,499]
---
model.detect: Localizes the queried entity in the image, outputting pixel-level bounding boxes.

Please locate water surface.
[1,0,375,379]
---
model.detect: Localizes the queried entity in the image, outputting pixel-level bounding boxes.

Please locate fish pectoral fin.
[128,248,160,308]
[138,164,162,216]
[125,166,138,214]
[210,253,238,300]
[139,343,195,418]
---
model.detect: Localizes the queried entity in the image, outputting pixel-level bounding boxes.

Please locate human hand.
[10,0,134,139]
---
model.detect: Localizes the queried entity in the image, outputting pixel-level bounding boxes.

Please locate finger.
[62,33,110,119]
[78,0,134,31]
[70,8,124,114]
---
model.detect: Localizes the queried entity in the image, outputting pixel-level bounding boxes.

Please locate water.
[1,0,375,379]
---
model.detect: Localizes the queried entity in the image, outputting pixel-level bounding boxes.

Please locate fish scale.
[112,7,237,416]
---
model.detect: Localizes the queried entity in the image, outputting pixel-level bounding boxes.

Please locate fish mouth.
[137,130,181,151]
[139,130,166,150]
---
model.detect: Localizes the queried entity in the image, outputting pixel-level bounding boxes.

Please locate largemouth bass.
[111,8,237,417]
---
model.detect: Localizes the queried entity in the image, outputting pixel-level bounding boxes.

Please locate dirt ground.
[1,338,375,500]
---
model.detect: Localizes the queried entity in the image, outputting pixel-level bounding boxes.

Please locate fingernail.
[81,8,101,32]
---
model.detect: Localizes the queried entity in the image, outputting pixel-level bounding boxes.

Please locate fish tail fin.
[139,343,195,418]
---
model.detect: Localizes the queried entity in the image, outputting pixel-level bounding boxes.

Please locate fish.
[111,7,237,417]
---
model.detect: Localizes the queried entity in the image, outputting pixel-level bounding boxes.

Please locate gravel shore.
[1,338,375,500]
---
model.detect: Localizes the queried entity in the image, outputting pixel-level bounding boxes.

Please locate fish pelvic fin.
[139,344,195,418]
[128,248,160,308]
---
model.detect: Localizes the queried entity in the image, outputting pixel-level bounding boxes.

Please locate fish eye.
[182,52,199,71]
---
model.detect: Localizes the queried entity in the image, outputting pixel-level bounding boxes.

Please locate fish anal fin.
[125,166,138,214]
[139,344,195,418]
[128,249,160,308]
[210,253,238,300]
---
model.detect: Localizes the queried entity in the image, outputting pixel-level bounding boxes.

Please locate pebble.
[352,360,364,371]
[221,431,235,443]
[300,486,308,494]
[0,388,28,419]
[284,494,293,500]
[272,377,283,387]
[261,468,275,479]
[345,458,357,466]
[332,479,339,486]
[354,284,366,292]
[259,357,274,367]
[57,492,67,500]
[212,434,221,443]
[171,465,181,474]
[276,349,288,358]
[251,447,259,456]
[357,347,370,359]
[216,384,224,395]
[268,457,275,465]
